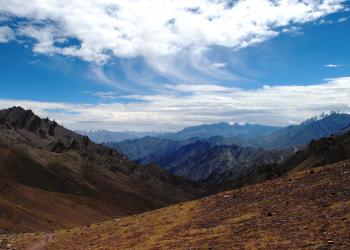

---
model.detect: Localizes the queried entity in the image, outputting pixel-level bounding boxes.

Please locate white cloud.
[282,26,304,35]
[0,26,14,43]
[324,64,342,68]
[0,0,345,70]
[337,16,348,22]
[212,63,227,68]
[1,77,350,131]
[90,91,120,100]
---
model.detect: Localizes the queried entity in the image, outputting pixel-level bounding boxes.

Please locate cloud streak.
[324,64,345,68]
[0,77,349,131]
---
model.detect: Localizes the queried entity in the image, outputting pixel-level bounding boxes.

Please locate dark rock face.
[68,139,80,150]
[51,140,66,153]
[0,107,37,130]
[48,121,57,136]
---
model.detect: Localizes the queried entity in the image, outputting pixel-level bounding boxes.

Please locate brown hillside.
[3,160,350,249]
[0,107,204,234]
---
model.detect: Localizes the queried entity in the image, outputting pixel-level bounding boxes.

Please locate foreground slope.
[0,107,203,233]
[4,160,350,249]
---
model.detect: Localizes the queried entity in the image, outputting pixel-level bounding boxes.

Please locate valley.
[1,1,350,249]
[106,111,350,183]
[1,107,350,249]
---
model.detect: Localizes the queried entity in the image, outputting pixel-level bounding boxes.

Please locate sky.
[0,0,350,131]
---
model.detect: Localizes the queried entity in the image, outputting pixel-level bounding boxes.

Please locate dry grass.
[2,160,350,249]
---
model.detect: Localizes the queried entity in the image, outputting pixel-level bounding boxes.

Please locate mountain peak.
[0,106,41,131]
[301,111,349,126]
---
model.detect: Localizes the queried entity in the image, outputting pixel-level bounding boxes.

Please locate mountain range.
[80,122,280,144]
[87,112,350,150]
[77,130,163,143]
[160,122,282,141]
[1,106,350,249]
[139,141,292,183]
[107,111,350,183]
[0,107,204,233]
[253,111,350,149]
[219,128,350,192]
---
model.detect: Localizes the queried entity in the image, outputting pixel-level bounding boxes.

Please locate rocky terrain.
[2,160,349,249]
[0,107,204,234]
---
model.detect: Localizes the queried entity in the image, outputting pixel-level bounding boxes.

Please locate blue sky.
[0,0,350,131]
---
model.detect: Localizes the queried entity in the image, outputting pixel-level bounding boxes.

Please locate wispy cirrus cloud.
[1,77,350,131]
[89,91,120,100]
[0,0,346,83]
[324,64,345,68]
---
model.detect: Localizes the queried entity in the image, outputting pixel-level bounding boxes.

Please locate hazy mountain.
[254,111,350,149]
[81,122,278,145]
[139,140,291,183]
[108,135,252,160]
[161,122,281,141]
[110,112,350,162]
[77,129,163,143]
[0,107,204,233]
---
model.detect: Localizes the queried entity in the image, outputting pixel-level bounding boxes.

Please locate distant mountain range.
[77,129,163,143]
[139,141,292,183]
[160,122,282,141]
[253,111,350,149]
[107,111,350,183]
[79,123,280,144]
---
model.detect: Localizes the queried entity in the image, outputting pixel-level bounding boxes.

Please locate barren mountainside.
[3,160,350,249]
[0,107,204,234]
